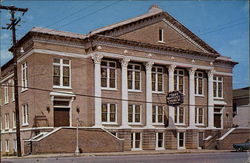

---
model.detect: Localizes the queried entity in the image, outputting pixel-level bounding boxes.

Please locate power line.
[2,84,249,108]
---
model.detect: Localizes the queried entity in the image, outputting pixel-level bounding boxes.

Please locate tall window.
[152,106,164,124]
[21,62,28,91]
[13,139,17,152]
[128,64,141,91]
[213,76,223,98]
[22,104,29,126]
[4,83,9,104]
[195,108,204,125]
[102,103,117,123]
[174,107,185,124]
[152,67,163,92]
[13,112,16,128]
[156,132,164,149]
[53,58,70,87]
[5,113,9,129]
[174,69,184,93]
[5,140,9,152]
[101,61,116,89]
[128,104,141,123]
[131,132,141,150]
[178,132,185,149]
[195,72,203,95]
[159,29,164,42]
[12,79,15,101]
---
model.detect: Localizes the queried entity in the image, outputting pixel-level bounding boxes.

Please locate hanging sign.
[166,91,184,107]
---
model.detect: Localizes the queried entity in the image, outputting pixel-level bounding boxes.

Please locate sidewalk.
[2,149,232,159]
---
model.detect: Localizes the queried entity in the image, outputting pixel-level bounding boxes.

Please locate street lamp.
[75,107,80,155]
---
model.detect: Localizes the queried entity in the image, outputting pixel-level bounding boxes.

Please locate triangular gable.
[90,5,219,55]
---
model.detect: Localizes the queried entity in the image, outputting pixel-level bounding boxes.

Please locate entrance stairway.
[24,127,124,155]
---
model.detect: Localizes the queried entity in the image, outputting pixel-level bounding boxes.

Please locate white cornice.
[0,73,14,83]
[162,19,209,53]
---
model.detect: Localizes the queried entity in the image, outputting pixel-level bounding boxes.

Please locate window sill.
[53,86,72,90]
[158,41,165,44]
[195,94,205,97]
[131,148,142,151]
[4,102,9,105]
[152,91,164,94]
[102,122,118,125]
[129,123,143,126]
[155,147,165,150]
[195,124,205,127]
[153,123,165,126]
[175,123,186,126]
[128,90,142,93]
[22,124,29,127]
[21,88,28,93]
[101,88,117,91]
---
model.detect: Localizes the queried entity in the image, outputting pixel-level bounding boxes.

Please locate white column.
[207,69,215,128]
[92,54,103,128]
[120,57,130,128]
[188,67,197,128]
[145,61,154,128]
[168,64,176,128]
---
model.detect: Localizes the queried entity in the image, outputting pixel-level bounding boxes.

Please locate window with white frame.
[21,62,28,91]
[174,69,184,93]
[101,103,117,123]
[12,79,15,101]
[22,104,29,126]
[156,132,164,149]
[5,140,9,152]
[195,72,203,95]
[128,64,141,91]
[5,113,9,129]
[177,132,185,149]
[53,58,70,87]
[13,139,17,152]
[213,76,223,98]
[4,83,9,104]
[13,111,16,128]
[174,107,185,125]
[131,132,142,150]
[159,29,164,42]
[152,105,164,124]
[152,67,163,92]
[101,61,116,89]
[128,104,141,123]
[195,108,204,125]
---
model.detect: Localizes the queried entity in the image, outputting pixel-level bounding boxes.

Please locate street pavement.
[2,152,250,163]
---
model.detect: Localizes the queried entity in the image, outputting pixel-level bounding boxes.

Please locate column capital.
[207,69,215,78]
[120,57,130,67]
[145,61,154,71]
[188,67,197,76]
[168,64,176,73]
[92,53,103,64]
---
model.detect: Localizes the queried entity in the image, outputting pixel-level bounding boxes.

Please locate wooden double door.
[54,108,70,127]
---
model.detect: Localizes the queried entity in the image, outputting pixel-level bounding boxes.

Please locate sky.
[0,0,249,89]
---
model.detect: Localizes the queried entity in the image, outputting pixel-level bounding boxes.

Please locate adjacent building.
[0,5,238,155]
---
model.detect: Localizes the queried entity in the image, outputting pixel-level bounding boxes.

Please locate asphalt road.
[2,152,250,163]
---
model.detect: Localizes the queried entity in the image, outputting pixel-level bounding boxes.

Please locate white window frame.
[195,107,204,126]
[13,111,16,129]
[53,58,71,89]
[21,62,28,92]
[12,79,15,101]
[158,29,164,43]
[13,139,17,152]
[131,132,142,150]
[156,132,165,150]
[128,104,141,124]
[195,71,204,96]
[5,113,10,129]
[152,66,164,93]
[213,76,223,99]
[174,69,185,93]
[174,107,185,125]
[101,103,117,124]
[152,105,164,125]
[128,64,141,91]
[5,139,9,152]
[4,83,9,104]
[177,132,186,149]
[101,60,117,90]
[22,104,29,126]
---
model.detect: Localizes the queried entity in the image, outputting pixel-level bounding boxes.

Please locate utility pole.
[0,5,28,157]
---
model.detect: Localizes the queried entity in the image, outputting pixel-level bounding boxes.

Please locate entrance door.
[214,114,221,128]
[54,108,70,127]
[198,132,204,149]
